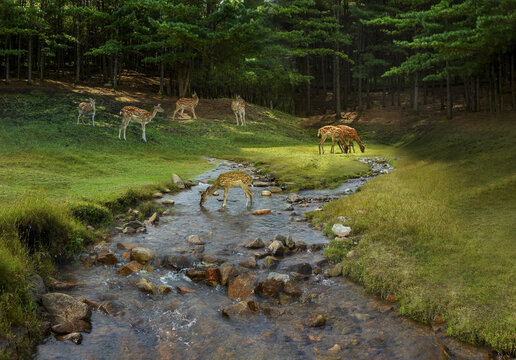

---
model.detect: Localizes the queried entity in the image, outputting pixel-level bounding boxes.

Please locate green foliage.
[69,201,113,227]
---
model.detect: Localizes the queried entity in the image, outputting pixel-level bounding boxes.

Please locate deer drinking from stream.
[119,104,164,142]
[173,91,199,120]
[77,98,96,126]
[200,170,253,209]
[335,125,365,153]
[231,95,246,126]
[317,125,349,154]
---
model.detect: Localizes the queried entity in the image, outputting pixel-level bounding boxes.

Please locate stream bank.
[34,159,491,360]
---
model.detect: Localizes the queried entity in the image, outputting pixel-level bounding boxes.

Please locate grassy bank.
[0,85,375,357]
[310,113,516,354]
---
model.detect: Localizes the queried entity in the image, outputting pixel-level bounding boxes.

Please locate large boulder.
[324,263,343,277]
[186,269,206,282]
[96,248,118,265]
[227,274,256,300]
[219,263,240,286]
[239,257,257,269]
[130,247,154,265]
[136,278,154,294]
[116,260,143,275]
[332,224,351,237]
[245,238,265,249]
[187,235,205,245]
[222,301,258,318]
[41,293,91,325]
[287,263,312,275]
[172,174,185,189]
[124,220,145,229]
[256,278,284,298]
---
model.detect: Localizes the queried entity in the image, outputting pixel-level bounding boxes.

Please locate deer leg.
[192,107,197,120]
[123,120,129,141]
[241,185,249,207]
[331,136,336,154]
[242,110,246,125]
[77,112,81,125]
[318,134,326,154]
[92,112,95,127]
[172,108,179,120]
[142,123,146,142]
[222,187,230,208]
[118,120,123,139]
[235,111,239,125]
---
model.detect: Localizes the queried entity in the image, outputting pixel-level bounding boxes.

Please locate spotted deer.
[317,125,349,154]
[200,170,253,209]
[77,98,96,126]
[335,125,365,153]
[119,104,164,142]
[173,91,199,120]
[231,95,246,125]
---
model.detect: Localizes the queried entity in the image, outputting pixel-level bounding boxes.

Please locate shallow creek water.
[36,159,491,360]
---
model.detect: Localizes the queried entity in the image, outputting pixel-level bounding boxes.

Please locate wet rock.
[81,297,100,310]
[267,272,290,283]
[433,315,444,324]
[273,234,287,243]
[252,209,271,216]
[354,313,369,321]
[136,278,154,294]
[332,224,351,237]
[148,212,159,225]
[269,187,282,193]
[263,256,280,269]
[57,332,82,345]
[289,272,310,281]
[176,286,196,295]
[29,274,46,303]
[346,250,357,259]
[172,174,185,189]
[261,190,272,196]
[228,274,256,300]
[157,285,172,295]
[324,263,343,277]
[294,240,307,251]
[219,263,239,286]
[283,281,302,297]
[51,319,91,334]
[122,252,131,260]
[308,243,325,252]
[116,260,143,275]
[40,321,52,337]
[386,294,396,303]
[152,192,163,199]
[123,226,136,234]
[187,235,205,245]
[253,248,271,259]
[245,238,265,249]
[256,278,284,298]
[186,269,206,282]
[192,245,205,254]
[124,220,145,229]
[259,303,286,317]
[42,293,92,324]
[239,257,257,269]
[222,301,257,318]
[51,279,84,291]
[205,268,219,285]
[287,194,300,203]
[308,314,326,327]
[282,204,294,211]
[163,188,172,193]
[329,344,341,353]
[253,181,270,187]
[144,264,154,272]
[136,226,147,233]
[162,199,175,205]
[279,294,293,305]
[162,209,171,216]
[116,242,138,250]
[162,255,194,270]
[377,304,394,313]
[268,240,284,256]
[96,248,118,265]
[284,236,295,249]
[130,247,154,264]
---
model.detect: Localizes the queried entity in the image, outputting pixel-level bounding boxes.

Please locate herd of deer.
[77,93,363,152]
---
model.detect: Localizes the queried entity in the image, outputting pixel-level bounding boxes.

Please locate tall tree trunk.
[321,56,327,95]
[498,53,503,112]
[382,77,386,107]
[28,0,33,85]
[159,48,165,94]
[102,53,107,82]
[17,34,21,79]
[511,54,516,110]
[5,37,10,84]
[423,75,427,105]
[390,77,394,106]
[306,55,311,116]
[492,63,498,113]
[358,76,362,111]
[113,55,118,90]
[413,71,419,112]
[397,76,401,107]
[446,61,452,119]
[476,76,480,112]
[366,77,371,109]
[333,0,341,119]
[75,1,82,83]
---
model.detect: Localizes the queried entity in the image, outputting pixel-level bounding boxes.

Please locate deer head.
[89,98,96,105]
[359,143,365,153]
[199,187,211,206]
[192,91,198,98]
[154,104,164,113]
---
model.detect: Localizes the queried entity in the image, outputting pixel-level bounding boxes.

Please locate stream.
[35,159,491,360]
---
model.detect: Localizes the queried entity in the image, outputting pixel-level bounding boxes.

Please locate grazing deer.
[77,98,96,126]
[119,104,164,142]
[231,95,246,125]
[200,171,253,209]
[317,125,349,154]
[173,91,199,120]
[335,125,365,153]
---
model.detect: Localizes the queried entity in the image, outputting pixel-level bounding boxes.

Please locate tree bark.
[28,0,33,85]
[382,77,386,107]
[476,76,480,112]
[159,48,165,94]
[413,71,419,112]
[358,76,362,111]
[390,77,394,106]
[512,54,515,110]
[498,53,503,112]
[446,61,452,119]
[17,34,21,79]
[397,76,401,107]
[75,6,81,83]
[306,55,311,116]
[333,0,341,119]
[5,37,10,84]
[321,55,327,95]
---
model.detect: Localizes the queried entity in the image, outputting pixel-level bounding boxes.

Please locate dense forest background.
[0,0,515,118]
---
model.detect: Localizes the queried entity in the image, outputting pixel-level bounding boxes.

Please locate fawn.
[231,95,246,125]
[119,104,164,142]
[200,170,253,208]
[335,125,365,153]
[317,125,349,154]
[77,98,96,126]
[173,92,199,120]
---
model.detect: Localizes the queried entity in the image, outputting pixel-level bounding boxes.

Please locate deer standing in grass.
[231,95,246,125]
[335,125,365,153]
[119,104,164,142]
[317,125,349,154]
[200,171,253,209]
[77,98,96,126]
[173,91,199,120]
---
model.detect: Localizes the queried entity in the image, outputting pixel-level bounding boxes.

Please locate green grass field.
[0,87,514,356]
[311,113,516,354]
